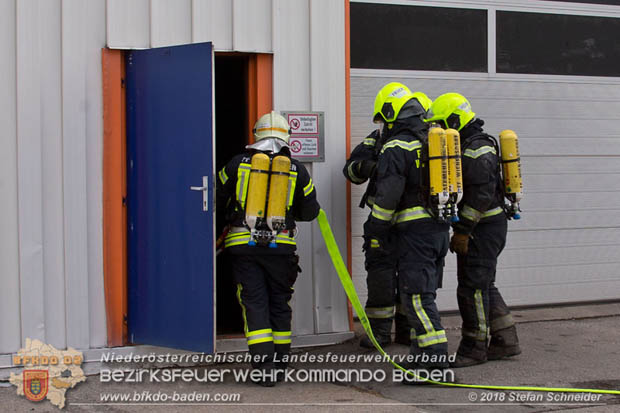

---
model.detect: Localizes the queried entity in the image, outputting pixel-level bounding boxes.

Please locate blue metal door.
[126,42,215,353]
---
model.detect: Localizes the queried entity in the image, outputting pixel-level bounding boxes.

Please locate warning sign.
[289,137,319,157]
[282,111,324,162]
[288,114,319,134]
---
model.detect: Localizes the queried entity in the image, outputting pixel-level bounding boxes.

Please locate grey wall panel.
[0,0,22,354]
[191,0,233,49]
[309,0,349,334]
[107,0,150,48]
[351,73,620,309]
[62,0,97,349]
[39,0,66,351]
[272,0,310,110]
[16,0,47,345]
[84,0,107,349]
[232,0,272,52]
[151,0,192,47]
[272,0,313,335]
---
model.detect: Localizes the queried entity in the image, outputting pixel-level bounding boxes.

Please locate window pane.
[351,3,487,72]
[497,11,620,76]
[542,0,620,5]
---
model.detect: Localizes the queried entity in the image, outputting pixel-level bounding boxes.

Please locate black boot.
[488,326,521,360]
[394,313,411,346]
[451,338,488,368]
[360,318,392,349]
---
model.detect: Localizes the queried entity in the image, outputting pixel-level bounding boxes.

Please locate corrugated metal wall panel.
[309,0,349,334]
[191,0,233,49]
[232,0,272,52]
[350,73,620,310]
[16,0,47,344]
[107,0,150,49]
[84,0,107,349]
[151,0,192,47]
[62,0,94,349]
[272,0,314,335]
[272,0,310,109]
[0,0,22,354]
[39,0,67,351]
[2,0,350,353]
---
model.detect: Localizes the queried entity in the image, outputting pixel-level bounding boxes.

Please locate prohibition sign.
[290,139,302,153]
[290,118,301,130]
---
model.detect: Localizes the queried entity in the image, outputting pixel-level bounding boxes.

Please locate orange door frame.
[102,48,127,347]
[102,49,273,347]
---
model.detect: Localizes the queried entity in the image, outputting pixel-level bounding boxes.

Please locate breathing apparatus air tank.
[266,155,291,248]
[499,129,523,220]
[245,153,271,246]
[445,128,463,222]
[428,127,450,221]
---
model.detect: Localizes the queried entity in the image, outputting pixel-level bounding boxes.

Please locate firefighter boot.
[488,326,521,360]
[394,313,412,346]
[451,338,488,368]
[360,318,392,349]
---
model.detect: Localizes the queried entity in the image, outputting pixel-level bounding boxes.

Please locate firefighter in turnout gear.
[362,83,452,381]
[343,83,434,348]
[216,111,320,386]
[426,93,521,367]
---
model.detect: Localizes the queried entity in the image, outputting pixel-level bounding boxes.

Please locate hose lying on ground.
[317,209,620,395]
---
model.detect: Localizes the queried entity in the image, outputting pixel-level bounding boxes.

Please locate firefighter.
[426,93,521,367]
[216,111,320,386]
[343,83,433,348]
[363,83,452,381]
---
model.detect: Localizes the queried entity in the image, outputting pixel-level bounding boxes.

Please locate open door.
[126,42,215,353]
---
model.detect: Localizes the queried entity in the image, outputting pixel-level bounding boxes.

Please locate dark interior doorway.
[215,54,249,336]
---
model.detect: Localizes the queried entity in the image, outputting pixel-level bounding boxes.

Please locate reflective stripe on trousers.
[365,306,394,319]
[412,295,448,347]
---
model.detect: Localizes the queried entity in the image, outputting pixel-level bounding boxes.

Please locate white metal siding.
[0,0,350,354]
[351,73,620,310]
[0,0,21,354]
[0,0,107,354]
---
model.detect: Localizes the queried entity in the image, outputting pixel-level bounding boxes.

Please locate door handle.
[190,176,209,211]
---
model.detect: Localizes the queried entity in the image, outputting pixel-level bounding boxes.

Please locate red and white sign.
[283,111,324,162]
[289,136,319,157]
[287,114,319,135]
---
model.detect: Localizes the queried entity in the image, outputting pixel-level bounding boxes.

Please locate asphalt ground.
[1,303,619,412]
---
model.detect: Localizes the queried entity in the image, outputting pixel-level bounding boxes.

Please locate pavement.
[1,302,619,412]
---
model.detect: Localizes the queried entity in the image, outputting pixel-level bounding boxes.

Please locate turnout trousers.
[364,225,410,342]
[232,253,300,370]
[456,218,515,360]
[397,223,450,367]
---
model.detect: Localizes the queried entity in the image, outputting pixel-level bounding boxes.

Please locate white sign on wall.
[282,111,325,162]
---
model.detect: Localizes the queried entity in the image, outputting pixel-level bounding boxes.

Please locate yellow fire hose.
[316,209,620,395]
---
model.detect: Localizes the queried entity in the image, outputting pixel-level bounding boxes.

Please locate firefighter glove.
[356,160,377,180]
[450,232,470,255]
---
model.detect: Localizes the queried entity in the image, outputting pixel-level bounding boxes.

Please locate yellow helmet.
[253,111,291,143]
[411,91,433,112]
[425,92,476,131]
[373,82,414,123]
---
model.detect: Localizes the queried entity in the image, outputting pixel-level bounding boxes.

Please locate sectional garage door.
[350,74,620,310]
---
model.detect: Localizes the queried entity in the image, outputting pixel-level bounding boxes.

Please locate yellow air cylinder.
[499,130,523,219]
[446,128,463,205]
[245,153,270,232]
[266,155,291,233]
[428,127,450,209]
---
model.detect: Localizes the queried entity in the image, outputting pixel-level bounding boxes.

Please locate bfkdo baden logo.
[23,370,49,401]
[10,338,86,409]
